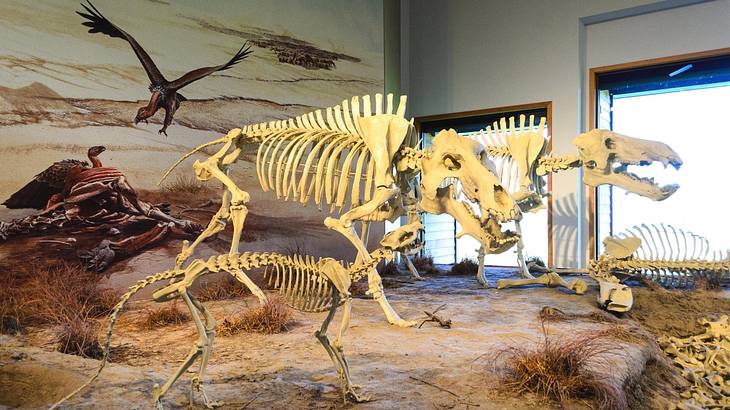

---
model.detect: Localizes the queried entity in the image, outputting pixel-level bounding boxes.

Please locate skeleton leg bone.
[314,294,368,403]
[325,186,415,327]
[152,290,219,409]
[514,220,534,279]
[175,190,230,269]
[227,203,267,305]
[496,271,587,294]
[476,247,488,288]
[402,254,424,280]
[189,295,221,409]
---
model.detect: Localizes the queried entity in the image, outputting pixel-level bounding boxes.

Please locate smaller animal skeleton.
[496,224,729,312]
[50,231,409,409]
[658,315,730,409]
[588,224,730,312]
[77,1,252,135]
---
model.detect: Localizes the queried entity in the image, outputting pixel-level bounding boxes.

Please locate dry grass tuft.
[217,297,292,336]
[0,262,121,334]
[450,258,479,275]
[411,254,441,275]
[278,239,314,258]
[194,275,249,302]
[161,174,205,194]
[498,322,627,410]
[376,260,401,276]
[141,302,190,329]
[55,316,103,359]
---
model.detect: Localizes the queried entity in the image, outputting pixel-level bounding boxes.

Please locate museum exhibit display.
[1,1,729,410]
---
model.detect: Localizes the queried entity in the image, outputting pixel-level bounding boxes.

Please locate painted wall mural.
[0,0,384,277]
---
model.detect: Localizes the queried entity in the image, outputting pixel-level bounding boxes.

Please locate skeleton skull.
[419,129,520,252]
[573,129,682,201]
[380,220,424,254]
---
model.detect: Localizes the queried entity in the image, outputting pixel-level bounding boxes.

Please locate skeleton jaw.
[584,157,681,201]
[380,220,424,254]
[575,130,682,201]
[450,194,520,254]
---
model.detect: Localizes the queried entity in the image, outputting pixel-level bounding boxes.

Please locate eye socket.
[443,154,462,171]
[604,138,615,149]
[585,160,597,169]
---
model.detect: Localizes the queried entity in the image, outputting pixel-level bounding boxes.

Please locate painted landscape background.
[0,0,384,267]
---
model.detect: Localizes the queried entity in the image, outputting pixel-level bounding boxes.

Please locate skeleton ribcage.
[613,223,730,287]
[259,253,342,313]
[255,130,377,216]
[246,93,416,217]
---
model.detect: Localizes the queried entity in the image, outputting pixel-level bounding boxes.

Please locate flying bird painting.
[77,1,253,135]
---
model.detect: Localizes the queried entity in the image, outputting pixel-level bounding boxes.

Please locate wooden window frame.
[587,46,730,260]
[414,101,554,266]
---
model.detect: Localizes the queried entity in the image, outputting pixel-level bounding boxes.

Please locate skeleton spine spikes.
[473,115,547,193]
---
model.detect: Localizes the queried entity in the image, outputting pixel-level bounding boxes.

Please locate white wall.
[402,0,728,267]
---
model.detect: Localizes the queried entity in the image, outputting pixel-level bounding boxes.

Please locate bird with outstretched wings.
[77,1,252,135]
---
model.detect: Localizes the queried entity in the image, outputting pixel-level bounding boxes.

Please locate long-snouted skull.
[573,129,682,201]
[419,129,520,252]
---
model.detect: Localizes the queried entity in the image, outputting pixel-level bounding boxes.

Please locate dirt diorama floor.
[2,266,729,410]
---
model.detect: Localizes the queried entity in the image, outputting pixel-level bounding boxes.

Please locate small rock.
[11,352,27,361]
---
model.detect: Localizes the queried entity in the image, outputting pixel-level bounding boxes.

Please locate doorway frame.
[414,101,553,266]
[587,46,730,259]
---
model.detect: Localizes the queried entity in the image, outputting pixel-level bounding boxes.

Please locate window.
[416,104,551,265]
[593,52,730,254]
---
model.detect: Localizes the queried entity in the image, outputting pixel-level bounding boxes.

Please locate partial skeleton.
[77,1,252,135]
[159,93,520,327]
[658,315,730,408]
[473,116,682,287]
[588,224,730,312]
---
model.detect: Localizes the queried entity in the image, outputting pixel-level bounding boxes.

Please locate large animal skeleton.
[474,116,682,287]
[158,93,520,328]
[658,315,730,409]
[588,224,730,312]
[51,89,523,405]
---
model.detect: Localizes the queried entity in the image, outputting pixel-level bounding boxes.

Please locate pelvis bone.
[574,129,682,201]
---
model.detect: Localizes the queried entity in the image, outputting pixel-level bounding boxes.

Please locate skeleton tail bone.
[157,137,230,186]
[48,269,182,410]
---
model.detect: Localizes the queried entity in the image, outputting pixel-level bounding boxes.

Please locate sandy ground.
[0,273,669,410]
